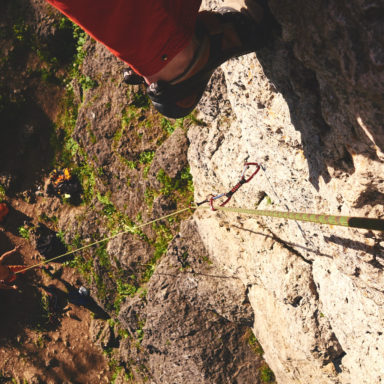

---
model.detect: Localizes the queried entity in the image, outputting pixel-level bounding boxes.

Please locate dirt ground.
[0,197,112,384]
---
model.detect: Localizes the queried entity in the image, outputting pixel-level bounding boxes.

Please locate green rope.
[16,203,384,274]
[196,205,384,231]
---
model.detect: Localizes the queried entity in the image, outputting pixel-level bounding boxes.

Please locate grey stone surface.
[148,128,189,183]
[141,219,262,384]
[188,1,384,383]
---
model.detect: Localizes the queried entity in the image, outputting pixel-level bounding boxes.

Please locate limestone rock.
[188,1,384,383]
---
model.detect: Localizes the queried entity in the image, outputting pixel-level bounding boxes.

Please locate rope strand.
[15,206,192,274]
[16,203,384,274]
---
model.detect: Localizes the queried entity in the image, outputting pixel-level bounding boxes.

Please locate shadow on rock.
[0,277,53,340]
[0,205,32,238]
[0,101,56,193]
[255,0,383,190]
[55,277,110,320]
[33,223,69,262]
[325,234,384,260]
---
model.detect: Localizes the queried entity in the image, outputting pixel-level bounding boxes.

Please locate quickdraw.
[195,162,260,211]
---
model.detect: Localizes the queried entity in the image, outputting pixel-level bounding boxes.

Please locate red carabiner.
[209,163,260,211]
[241,162,260,183]
[209,194,224,211]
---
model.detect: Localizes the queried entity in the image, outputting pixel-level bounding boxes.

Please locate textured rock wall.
[189,1,384,383]
[57,12,269,382]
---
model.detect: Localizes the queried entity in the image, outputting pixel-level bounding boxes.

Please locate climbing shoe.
[147,1,271,119]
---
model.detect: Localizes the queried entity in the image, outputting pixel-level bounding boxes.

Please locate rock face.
[188,1,384,383]
[4,0,383,383]
[119,220,263,384]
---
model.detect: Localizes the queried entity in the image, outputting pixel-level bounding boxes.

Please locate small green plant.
[65,253,93,280]
[178,251,190,271]
[34,292,52,331]
[144,187,155,208]
[136,319,145,343]
[124,371,134,381]
[131,91,150,109]
[137,287,147,299]
[121,105,137,127]
[114,280,138,313]
[71,25,87,75]
[141,224,173,282]
[161,118,175,134]
[12,22,29,41]
[117,281,137,297]
[119,158,137,170]
[118,328,130,339]
[248,332,264,356]
[38,213,58,225]
[160,116,186,135]
[109,358,123,384]
[0,185,5,202]
[157,169,173,196]
[97,193,116,217]
[153,224,173,259]
[180,167,194,194]
[18,226,31,240]
[199,254,212,265]
[34,334,45,349]
[139,150,155,165]
[79,75,98,93]
[156,167,194,197]
[260,366,275,383]
[95,245,110,268]
[127,160,137,169]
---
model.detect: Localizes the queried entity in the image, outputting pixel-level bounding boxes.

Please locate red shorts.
[45,0,202,76]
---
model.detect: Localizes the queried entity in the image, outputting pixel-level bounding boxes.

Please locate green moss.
[161,118,176,135]
[121,105,138,128]
[33,292,52,331]
[12,21,29,42]
[131,90,150,109]
[114,281,138,313]
[0,185,6,202]
[248,332,264,356]
[160,116,186,135]
[136,319,145,343]
[260,366,275,383]
[157,167,194,198]
[141,224,173,283]
[139,150,155,165]
[18,225,31,240]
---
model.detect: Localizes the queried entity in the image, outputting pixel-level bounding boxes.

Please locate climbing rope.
[15,162,384,273]
[195,204,384,231]
[194,162,384,231]
[192,162,384,231]
[15,206,192,274]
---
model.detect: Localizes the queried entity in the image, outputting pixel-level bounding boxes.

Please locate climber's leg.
[45,0,273,118]
[45,0,202,77]
[147,0,271,118]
